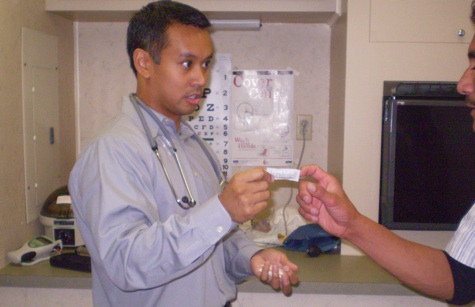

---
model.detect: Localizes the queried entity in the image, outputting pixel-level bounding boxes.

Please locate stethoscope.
[129,93,225,210]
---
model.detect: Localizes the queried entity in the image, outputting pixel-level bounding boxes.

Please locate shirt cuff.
[193,194,237,244]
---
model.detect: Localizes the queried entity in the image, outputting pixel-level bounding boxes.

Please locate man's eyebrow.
[179,52,214,60]
[206,53,214,60]
[179,52,197,59]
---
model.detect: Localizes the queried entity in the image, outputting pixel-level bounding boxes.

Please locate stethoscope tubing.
[130,93,224,209]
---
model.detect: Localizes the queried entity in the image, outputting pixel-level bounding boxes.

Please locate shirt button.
[216,226,224,233]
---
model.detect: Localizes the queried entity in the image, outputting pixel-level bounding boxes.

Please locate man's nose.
[192,68,207,87]
[457,68,474,95]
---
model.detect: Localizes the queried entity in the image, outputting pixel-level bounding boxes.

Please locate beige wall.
[3,1,473,306]
[76,22,332,226]
[0,1,75,268]
[2,0,470,264]
[76,22,332,166]
[341,0,473,254]
[327,0,347,181]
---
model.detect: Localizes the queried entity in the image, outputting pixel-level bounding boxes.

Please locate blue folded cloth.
[283,224,340,253]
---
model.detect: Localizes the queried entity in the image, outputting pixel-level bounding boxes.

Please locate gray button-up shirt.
[69,96,262,307]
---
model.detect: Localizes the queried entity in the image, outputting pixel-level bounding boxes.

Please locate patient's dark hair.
[472,0,475,23]
[126,1,211,76]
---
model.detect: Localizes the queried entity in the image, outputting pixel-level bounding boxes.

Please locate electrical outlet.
[297,115,312,140]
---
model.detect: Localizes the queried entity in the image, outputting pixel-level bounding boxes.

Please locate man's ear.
[133,48,152,79]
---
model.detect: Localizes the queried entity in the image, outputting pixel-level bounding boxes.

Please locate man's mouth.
[186,93,202,105]
[466,102,475,109]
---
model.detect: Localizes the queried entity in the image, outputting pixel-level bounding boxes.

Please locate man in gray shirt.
[69,1,299,306]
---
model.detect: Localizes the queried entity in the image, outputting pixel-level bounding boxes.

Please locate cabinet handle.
[458,29,465,37]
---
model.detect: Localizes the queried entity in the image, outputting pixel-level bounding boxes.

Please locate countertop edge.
[0,274,418,296]
[0,253,419,296]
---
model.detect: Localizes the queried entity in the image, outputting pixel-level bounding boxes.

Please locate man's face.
[147,23,213,124]
[458,34,475,131]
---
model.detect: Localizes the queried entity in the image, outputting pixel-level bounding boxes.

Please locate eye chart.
[185,54,232,178]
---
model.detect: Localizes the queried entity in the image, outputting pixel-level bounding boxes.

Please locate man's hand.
[250,249,299,296]
[219,167,274,223]
[296,164,360,239]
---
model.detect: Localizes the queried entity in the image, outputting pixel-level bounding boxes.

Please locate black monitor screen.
[380,94,475,230]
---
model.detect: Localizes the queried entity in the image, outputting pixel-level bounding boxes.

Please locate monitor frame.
[379,81,474,231]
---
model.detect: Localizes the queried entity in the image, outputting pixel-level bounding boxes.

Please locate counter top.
[0,249,417,296]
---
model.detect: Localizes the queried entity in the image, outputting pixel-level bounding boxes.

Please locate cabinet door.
[370,0,474,43]
[22,28,60,223]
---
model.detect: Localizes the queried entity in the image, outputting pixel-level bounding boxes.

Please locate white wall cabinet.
[45,0,342,24]
[22,28,61,223]
[370,0,474,43]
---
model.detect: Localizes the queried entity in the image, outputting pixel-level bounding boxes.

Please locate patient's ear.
[133,48,152,79]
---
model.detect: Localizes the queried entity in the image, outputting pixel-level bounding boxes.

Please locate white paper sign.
[230,70,294,167]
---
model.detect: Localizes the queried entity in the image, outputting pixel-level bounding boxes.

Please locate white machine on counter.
[39,185,84,247]
[7,236,62,266]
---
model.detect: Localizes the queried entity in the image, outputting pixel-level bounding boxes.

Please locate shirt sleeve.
[443,251,475,305]
[222,228,263,283]
[445,204,475,268]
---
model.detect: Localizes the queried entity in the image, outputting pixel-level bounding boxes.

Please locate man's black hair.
[126,1,211,76]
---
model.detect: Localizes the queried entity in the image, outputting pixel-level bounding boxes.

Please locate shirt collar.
[124,95,195,141]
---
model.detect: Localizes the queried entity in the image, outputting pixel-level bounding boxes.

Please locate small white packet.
[266,168,300,182]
